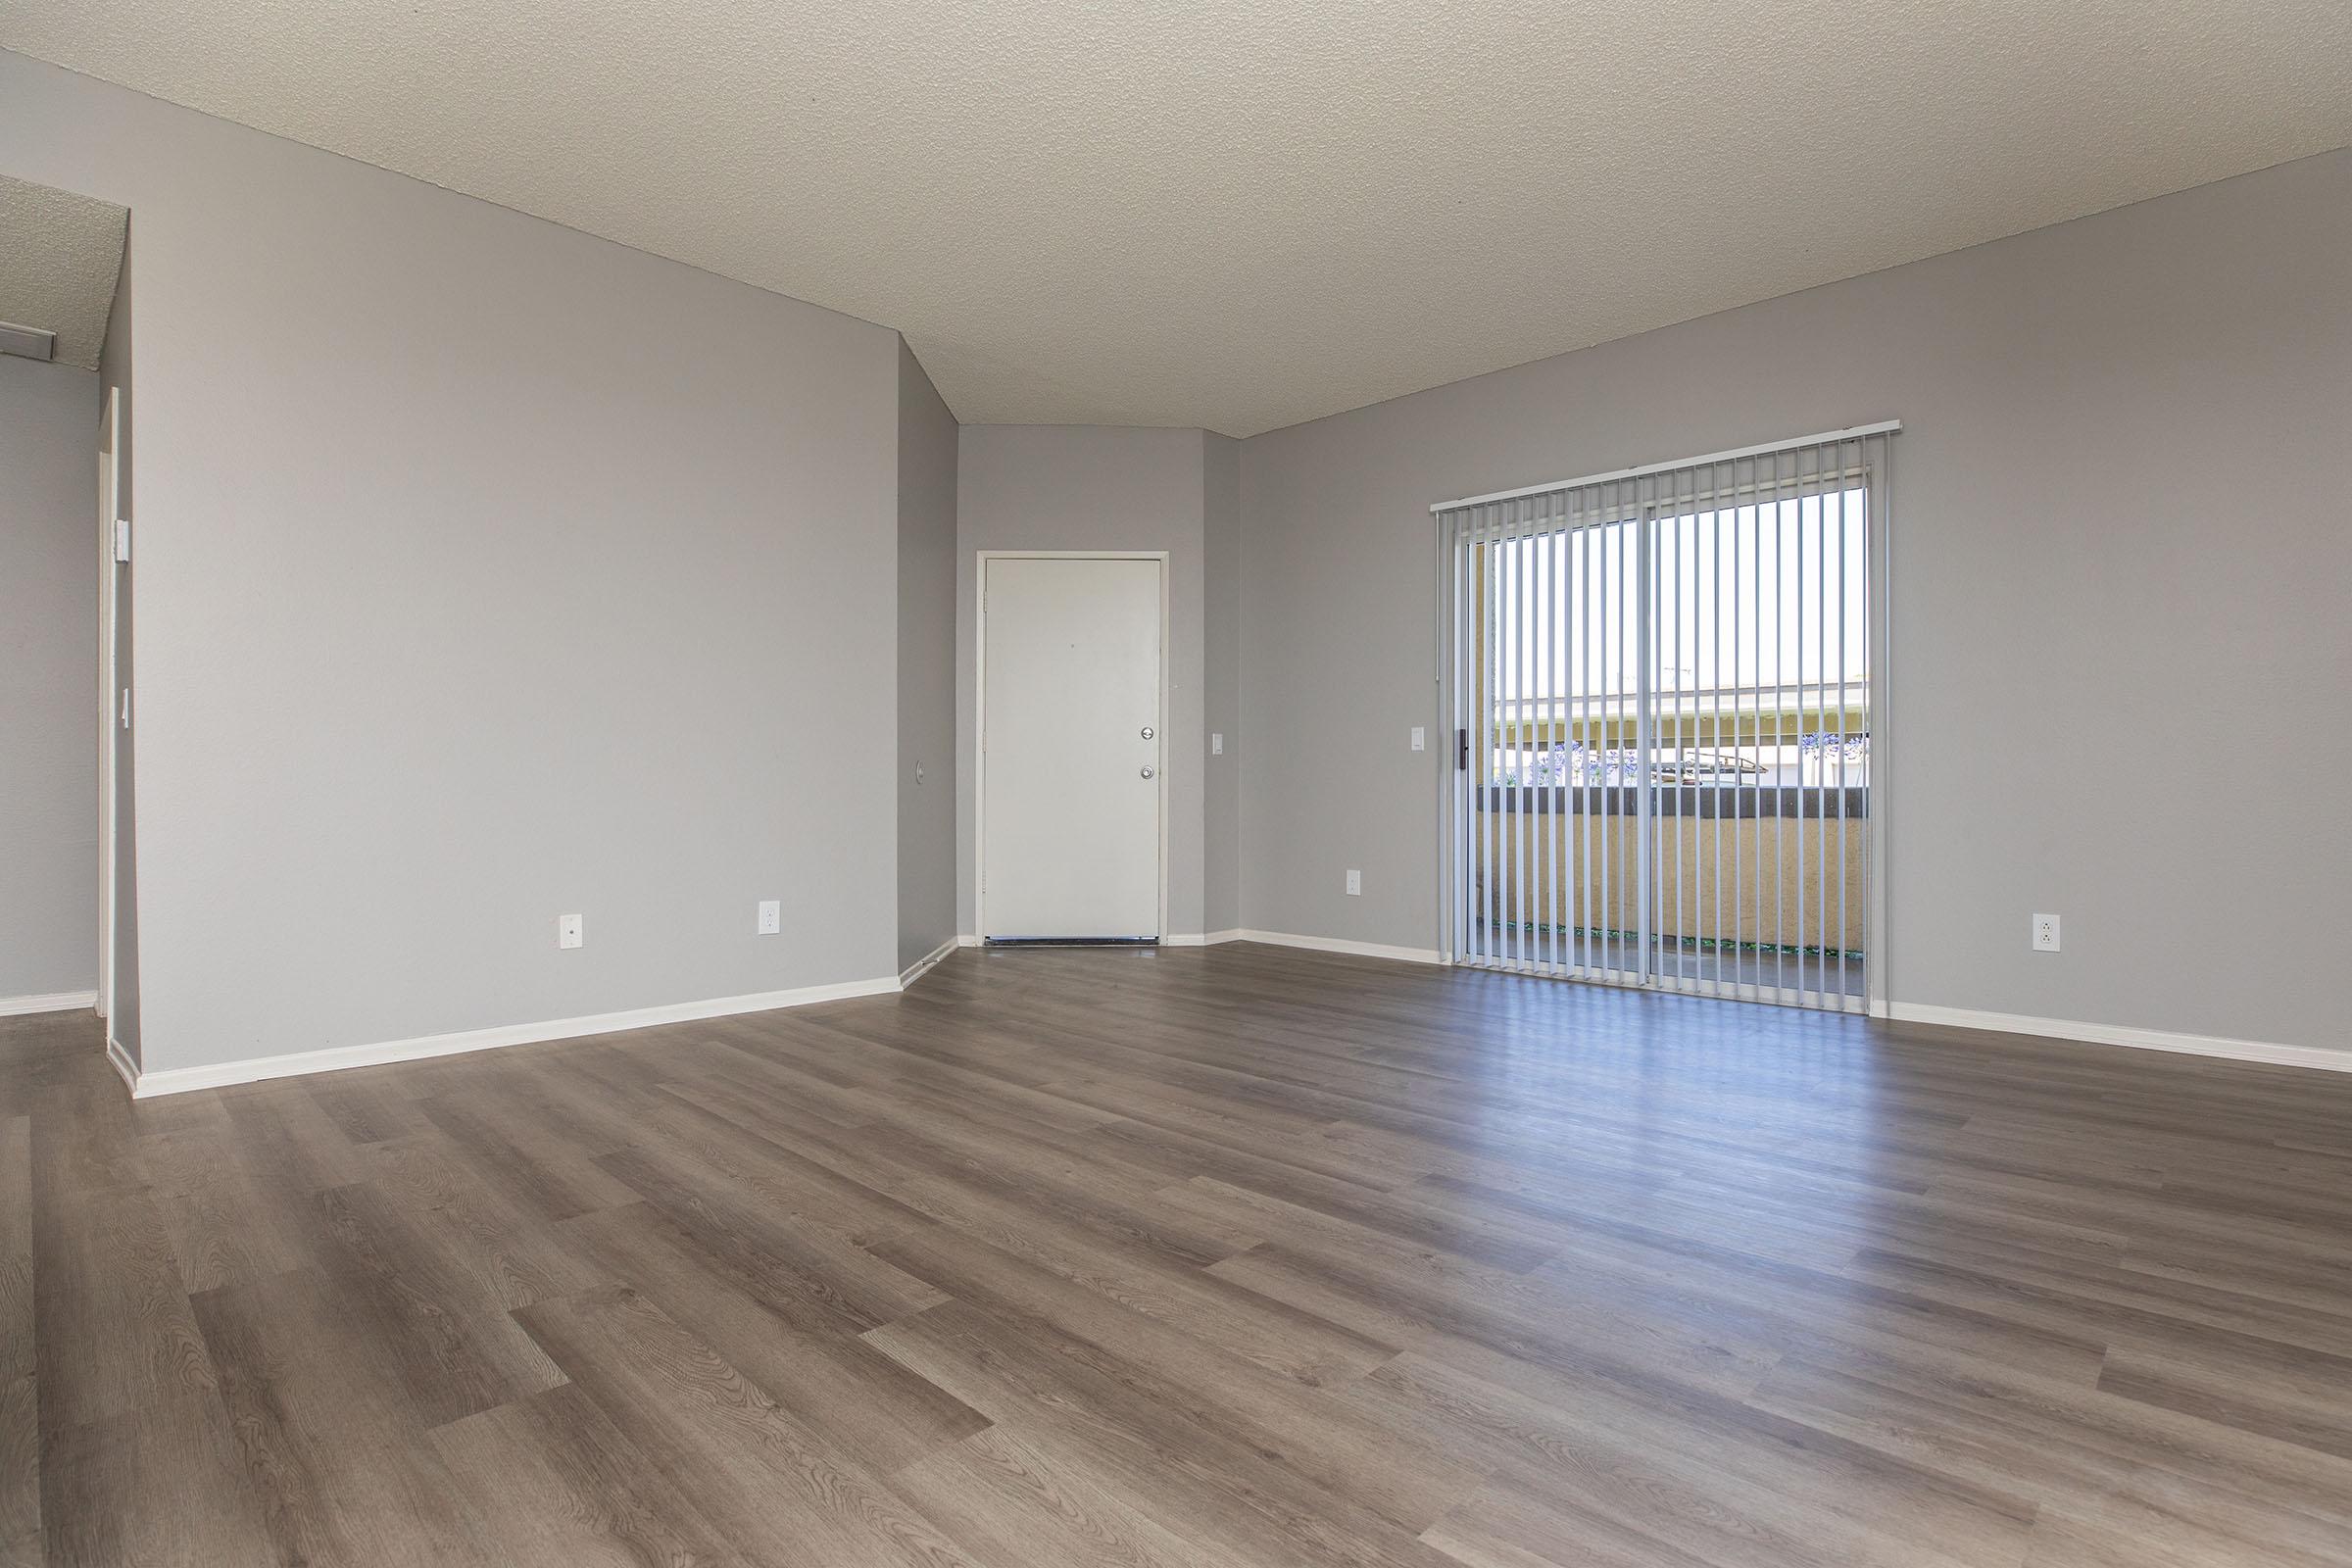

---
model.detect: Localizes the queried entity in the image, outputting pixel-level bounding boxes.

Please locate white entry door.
[980,555,1163,940]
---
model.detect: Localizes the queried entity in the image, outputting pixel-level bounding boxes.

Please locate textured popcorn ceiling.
[4,3,2347,434]
[0,173,125,368]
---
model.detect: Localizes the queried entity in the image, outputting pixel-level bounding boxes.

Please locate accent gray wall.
[0,356,99,1003]
[956,425,1210,939]
[897,341,959,972]
[2,52,904,1073]
[1238,147,2352,1054]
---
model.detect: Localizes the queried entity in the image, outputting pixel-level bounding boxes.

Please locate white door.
[980,556,1162,940]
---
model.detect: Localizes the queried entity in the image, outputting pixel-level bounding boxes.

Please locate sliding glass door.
[1439,429,1891,1013]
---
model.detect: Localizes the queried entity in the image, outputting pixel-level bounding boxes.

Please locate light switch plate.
[1411,726,1425,752]
[1211,733,1224,756]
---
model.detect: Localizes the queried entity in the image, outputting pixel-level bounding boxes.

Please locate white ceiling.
[4,3,2347,434]
[0,172,125,369]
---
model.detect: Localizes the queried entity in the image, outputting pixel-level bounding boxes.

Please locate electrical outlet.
[2032,912,2060,953]
[1346,869,1361,896]
[1211,733,1224,756]
[558,912,584,950]
[757,900,782,935]
[1411,726,1425,752]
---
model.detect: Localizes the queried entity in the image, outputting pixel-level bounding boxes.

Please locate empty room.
[2,3,2348,1564]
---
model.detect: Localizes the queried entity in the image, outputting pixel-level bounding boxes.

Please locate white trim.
[1163,930,1243,947]
[1883,1002,2352,1075]
[956,933,980,948]
[106,1036,138,1093]
[899,937,958,989]
[118,975,902,1099]
[1431,421,1904,514]
[1234,930,1444,965]
[975,550,1171,943]
[0,990,99,1018]
[97,387,121,1023]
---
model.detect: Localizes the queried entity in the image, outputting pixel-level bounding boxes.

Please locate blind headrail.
[1429,420,1901,515]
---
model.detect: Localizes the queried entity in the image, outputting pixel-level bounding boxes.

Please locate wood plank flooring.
[6,941,2352,1565]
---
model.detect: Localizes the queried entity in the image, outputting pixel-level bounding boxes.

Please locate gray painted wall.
[2,53,904,1073]
[1201,433,1242,935]
[0,356,99,1002]
[97,227,139,1061]
[956,425,1210,938]
[1238,147,2352,1054]
[897,341,959,972]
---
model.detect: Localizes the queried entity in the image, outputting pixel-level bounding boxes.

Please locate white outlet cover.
[558,913,584,949]
[1346,869,1361,896]
[2032,912,2061,952]
[758,899,782,935]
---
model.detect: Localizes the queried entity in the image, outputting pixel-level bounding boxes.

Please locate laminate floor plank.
[189,1265,495,1566]
[38,1393,274,1568]
[857,1242,1473,1536]
[428,1382,750,1568]
[864,1303,1464,1568]
[0,1118,36,1564]
[134,1123,318,1293]
[514,1285,983,1567]
[890,1424,1251,1568]
[555,1200,990,1475]
[413,1095,644,1223]
[28,1171,214,1438]
[2,944,2348,1564]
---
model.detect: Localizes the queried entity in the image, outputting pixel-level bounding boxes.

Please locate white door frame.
[975,550,1170,943]
[96,388,120,1022]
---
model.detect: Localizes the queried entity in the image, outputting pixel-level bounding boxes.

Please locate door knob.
[1140,766,1155,779]
[1141,726,1154,739]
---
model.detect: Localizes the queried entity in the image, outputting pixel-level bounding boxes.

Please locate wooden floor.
[7,944,2352,1566]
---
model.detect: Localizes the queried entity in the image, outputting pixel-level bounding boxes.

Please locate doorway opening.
[0,172,132,1047]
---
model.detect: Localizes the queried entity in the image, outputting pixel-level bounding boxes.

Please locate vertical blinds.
[1435,423,1895,1013]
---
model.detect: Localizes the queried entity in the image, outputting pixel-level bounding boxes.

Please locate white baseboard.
[956,932,1245,950]
[106,1036,139,1093]
[1883,1001,2351,1074]
[1231,929,1444,965]
[0,989,97,1018]
[122,974,903,1099]
[1201,944,2348,1075]
[899,937,958,989]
